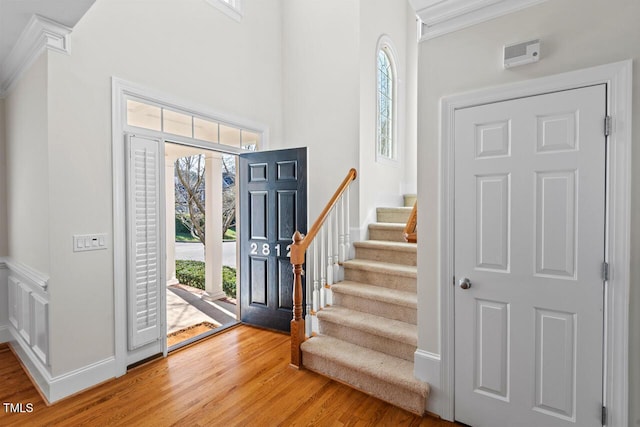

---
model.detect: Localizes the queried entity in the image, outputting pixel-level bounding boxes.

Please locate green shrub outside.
[175,260,236,299]
[222,266,236,298]
[175,260,205,289]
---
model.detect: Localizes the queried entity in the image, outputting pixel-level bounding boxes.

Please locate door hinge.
[602,262,610,281]
[602,405,608,425]
[604,116,612,137]
[453,275,456,286]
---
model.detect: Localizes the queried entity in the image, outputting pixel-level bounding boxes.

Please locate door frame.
[111,77,270,376]
[438,60,632,425]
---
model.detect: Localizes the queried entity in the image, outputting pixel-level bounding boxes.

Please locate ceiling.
[0,0,95,67]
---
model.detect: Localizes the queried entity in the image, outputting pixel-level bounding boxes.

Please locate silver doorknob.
[459,278,472,290]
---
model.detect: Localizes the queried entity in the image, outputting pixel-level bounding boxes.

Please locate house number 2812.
[249,242,291,257]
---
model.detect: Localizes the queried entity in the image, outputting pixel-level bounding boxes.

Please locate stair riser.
[333,292,417,325]
[368,227,406,242]
[318,321,416,361]
[354,247,416,266]
[343,268,416,293]
[376,211,411,224]
[404,194,417,207]
[302,353,426,415]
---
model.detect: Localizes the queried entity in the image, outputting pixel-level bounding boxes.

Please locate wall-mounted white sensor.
[503,39,540,69]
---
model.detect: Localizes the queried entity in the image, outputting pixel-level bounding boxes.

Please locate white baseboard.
[414,349,444,417]
[48,356,116,403]
[9,326,115,403]
[0,324,10,343]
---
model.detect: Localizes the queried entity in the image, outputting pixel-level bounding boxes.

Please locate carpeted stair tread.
[368,222,406,230]
[342,259,417,278]
[331,282,416,308]
[353,240,416,252]
[317,306,417,346]
[301,335,429,398]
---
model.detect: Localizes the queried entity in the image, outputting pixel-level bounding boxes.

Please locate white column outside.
[204,153,225,300]
[166,154,179,286]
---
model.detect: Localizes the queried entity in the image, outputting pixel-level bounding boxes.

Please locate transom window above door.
[126,98,260,150]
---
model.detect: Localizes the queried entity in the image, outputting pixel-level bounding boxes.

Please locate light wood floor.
[0,326,459,426]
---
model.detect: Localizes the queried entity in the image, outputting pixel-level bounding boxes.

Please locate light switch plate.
[73,234,108,252]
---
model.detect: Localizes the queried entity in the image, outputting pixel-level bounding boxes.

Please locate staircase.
[300,200,429,415]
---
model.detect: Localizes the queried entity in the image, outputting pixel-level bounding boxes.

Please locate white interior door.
[454,85,606,427]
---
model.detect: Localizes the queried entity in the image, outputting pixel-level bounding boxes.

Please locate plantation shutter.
[126,135,162,350]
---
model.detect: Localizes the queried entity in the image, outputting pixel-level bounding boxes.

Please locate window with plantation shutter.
[126,135,162,350]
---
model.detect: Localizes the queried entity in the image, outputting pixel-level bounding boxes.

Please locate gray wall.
[416,0,640,424]
[0,97,7,257]
[4,53,50,274]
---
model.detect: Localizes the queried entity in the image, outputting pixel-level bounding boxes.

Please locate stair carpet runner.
[300,202,429,415]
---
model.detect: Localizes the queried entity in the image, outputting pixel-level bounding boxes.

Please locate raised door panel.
[8,276,18,329]
[18,282,32,345]
[31,293,49,366]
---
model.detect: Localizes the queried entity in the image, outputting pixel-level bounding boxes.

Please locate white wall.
[282,0,417,232]
[45,0,284,376]
[0,97,8,257]
[403,11,418,198]
[4,53,50,276]
[281,0,360,222]
[415,0,640,423]
[358,0,418,227]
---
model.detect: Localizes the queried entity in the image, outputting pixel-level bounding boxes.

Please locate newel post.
[290,231,306,368]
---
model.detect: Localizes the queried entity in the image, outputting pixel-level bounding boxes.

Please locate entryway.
[164,142,240,349]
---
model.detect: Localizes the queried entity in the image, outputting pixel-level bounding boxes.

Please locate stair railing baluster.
[290,168,357,368]
[332,207,340,282]
[339,195,346,263]
[345,186,351,261]
[326,208,334,287]
[319,224,326,310]
[312,238,319,314]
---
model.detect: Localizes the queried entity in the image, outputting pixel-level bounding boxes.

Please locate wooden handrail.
[290,168,357,368]
[290,168,357,264]
[403,201,417,243]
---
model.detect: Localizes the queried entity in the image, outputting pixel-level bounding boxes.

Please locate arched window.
[376,40,397,161]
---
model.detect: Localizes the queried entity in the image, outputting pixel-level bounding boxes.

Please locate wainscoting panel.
[5,260,51,368]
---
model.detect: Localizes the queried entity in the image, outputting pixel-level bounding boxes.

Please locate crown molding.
[0,15,71,97]
[413,0,549,41]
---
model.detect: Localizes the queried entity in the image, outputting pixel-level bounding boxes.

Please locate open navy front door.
[238,148,307,332]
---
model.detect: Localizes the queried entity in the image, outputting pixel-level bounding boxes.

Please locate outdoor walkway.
[166,285,237,334]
